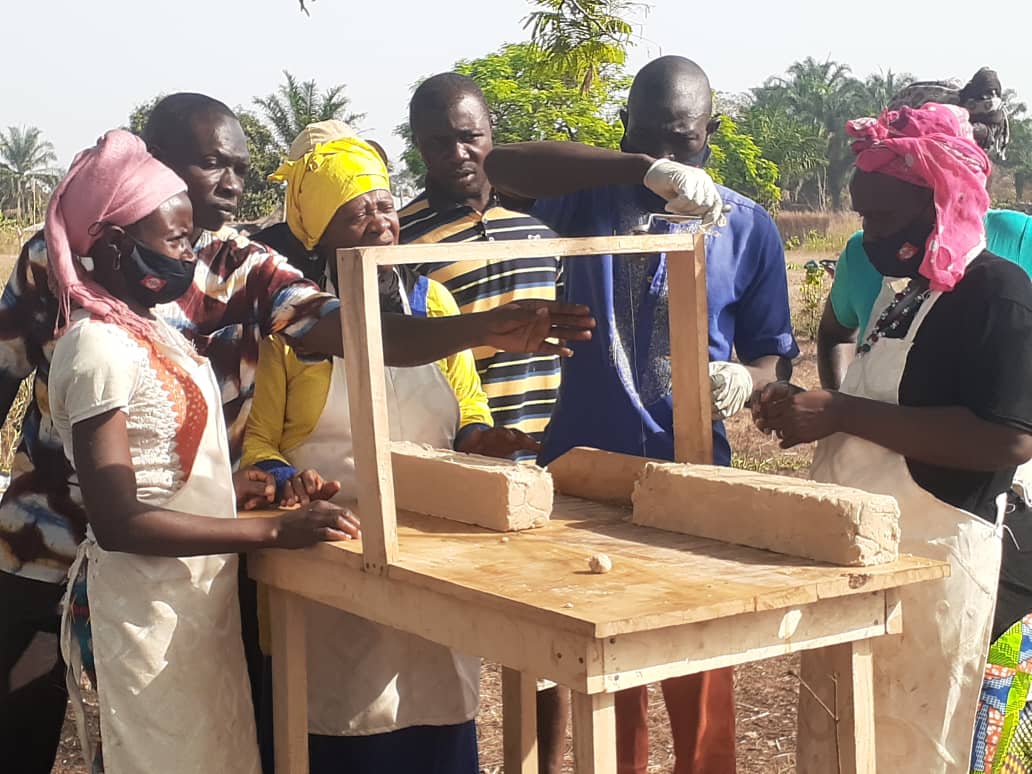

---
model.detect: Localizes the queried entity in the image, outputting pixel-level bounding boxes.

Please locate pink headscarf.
[847,103,992,291]
[45,129,187,338]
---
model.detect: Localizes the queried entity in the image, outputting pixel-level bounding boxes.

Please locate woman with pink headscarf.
[752,104,1032,773]
[44,130,359,773]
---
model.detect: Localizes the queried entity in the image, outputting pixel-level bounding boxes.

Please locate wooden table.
[248,495,947,774]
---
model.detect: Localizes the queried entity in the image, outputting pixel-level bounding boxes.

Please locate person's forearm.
[837,395,1032,470]
[93,507,280,556]
[485,142,654,199]
[817,300,858,390]
[744,356,792,393]
[817,342,855,391]
[299,310,486,367]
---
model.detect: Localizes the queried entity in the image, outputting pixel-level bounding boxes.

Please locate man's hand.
[456,426,542,459]
[280,468,342,508]
[709,361,753,421]
[750,382,843,448]
[234,467,276,511]
[643,159,723,222]
[271,501,360,549]
[480,300,595,357]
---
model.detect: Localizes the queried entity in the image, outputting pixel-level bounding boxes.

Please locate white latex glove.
[709,361,753,421]
[643,158,724,223]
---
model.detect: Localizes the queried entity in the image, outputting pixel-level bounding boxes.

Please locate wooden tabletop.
[250,495,947,639]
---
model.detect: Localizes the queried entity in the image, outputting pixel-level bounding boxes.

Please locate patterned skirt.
[972,615,1032,773]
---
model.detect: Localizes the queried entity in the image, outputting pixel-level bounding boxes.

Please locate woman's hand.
[480,300,595,357]
[233,467,276,511]
[456,426,541,459]
[751,382,844,448]
[271,501,360,549]
[280,469,342,508]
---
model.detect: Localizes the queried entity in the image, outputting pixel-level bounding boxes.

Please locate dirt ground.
[49,257,829,773]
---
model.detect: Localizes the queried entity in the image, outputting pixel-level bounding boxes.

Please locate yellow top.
[241,278,492,470]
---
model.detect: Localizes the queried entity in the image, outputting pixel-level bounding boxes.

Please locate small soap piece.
[391,441,553,531]
[588,553,613,574]
[631,462,900,566]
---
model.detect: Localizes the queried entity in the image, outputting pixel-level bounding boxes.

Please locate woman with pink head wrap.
[751,103,1032,772]
[44,131,358,774]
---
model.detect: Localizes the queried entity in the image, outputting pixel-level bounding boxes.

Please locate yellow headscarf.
[269,131,390,250]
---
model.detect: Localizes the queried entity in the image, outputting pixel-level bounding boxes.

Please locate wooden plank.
[796,639,878,774]
[666,238,712,464]
[572,691,617,774]
[249,549,608,693]
[547,447,654,505]
[846,639,877,774]
[248,498,948,639]
[600,591,888,691]
[269,589,308,774]
[342,233,706,267]
[502,668,539,774]
[336,248,398,573]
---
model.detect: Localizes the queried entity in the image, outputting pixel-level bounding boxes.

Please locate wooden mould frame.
[251,233,945,774]
[336,233,711,575]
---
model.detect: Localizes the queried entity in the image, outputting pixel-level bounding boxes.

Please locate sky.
[3,0,1031,169]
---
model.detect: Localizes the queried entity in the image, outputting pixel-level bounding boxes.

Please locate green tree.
[1000,117,1032,200]
[739,105,827,207]
[752,57,865,210]
[398,43,630,180]
[524,0,647,93]
[707,116,781,210]
[0,126,59,222]
[254,71,365,151]
[126,96,285,222]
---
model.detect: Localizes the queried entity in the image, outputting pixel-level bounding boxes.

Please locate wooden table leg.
[797,640,876,774]
[502,668,538,774]
[270,588,309,774]
[572,691,616,774]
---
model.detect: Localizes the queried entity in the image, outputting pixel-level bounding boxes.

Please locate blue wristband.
[254,459,299,502]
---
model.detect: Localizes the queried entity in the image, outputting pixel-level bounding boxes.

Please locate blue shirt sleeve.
[732,208,800,363]
[986,210,1032,280]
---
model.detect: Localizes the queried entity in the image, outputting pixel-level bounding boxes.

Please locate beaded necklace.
[857,278,932,357]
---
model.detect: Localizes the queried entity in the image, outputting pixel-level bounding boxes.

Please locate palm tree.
[861,70,915,113]
[254,71,365,151]
[753,58,866,209]
[0,126,59,222]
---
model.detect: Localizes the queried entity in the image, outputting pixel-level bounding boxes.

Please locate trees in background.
[254,71,364,151]
[0,126,60,223]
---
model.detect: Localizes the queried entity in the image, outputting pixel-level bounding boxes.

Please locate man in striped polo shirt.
[399,73,562,459]
[398,72,568,774]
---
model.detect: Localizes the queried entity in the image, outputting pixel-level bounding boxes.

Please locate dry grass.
[775,211,859,253]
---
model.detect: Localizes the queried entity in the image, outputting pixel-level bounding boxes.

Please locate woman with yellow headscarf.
[242,126,536,774]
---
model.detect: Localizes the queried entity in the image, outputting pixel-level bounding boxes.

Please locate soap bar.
[391,441,553,531]
[631,462,900,566]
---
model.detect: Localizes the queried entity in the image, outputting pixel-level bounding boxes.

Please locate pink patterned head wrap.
[847,103,992,291]
[44,129,188,338]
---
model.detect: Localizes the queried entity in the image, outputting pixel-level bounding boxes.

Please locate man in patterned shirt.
[398,72,570,774]
[0,93,594,772]
[399,74,563,456]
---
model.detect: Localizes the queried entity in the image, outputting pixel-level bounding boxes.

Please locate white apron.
[798,279,1004,774]
[61,327,260,774]
[287,357,481,735]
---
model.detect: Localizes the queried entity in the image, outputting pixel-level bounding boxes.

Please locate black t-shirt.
[895,252,1032,522]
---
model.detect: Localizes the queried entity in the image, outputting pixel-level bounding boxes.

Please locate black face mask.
[122,241,196,307]
[862,220,933,278]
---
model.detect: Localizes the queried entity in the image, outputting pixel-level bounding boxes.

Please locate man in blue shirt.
[487,55,798,774]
